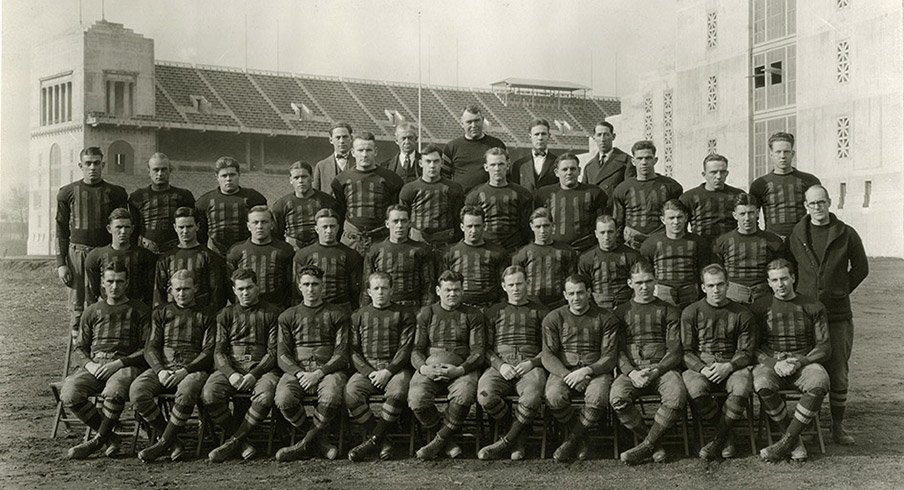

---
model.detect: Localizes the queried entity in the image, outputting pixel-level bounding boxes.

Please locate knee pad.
[809,387,828,398]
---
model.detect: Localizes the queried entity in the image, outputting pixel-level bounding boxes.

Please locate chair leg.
[746,396,757,455]
[681,408,691,457]
[51,401,64,438]
[814,414,826,454]
[267,406,276,456]
[539,406,547,460]
[408,416,416,457]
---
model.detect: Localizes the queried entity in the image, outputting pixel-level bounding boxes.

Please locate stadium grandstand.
[27,20,619,255]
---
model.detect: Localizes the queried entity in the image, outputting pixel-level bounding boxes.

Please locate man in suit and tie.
[511,119,557,193]
[581,121,635,197]
[313,122,354,196]
[380,122,421,184]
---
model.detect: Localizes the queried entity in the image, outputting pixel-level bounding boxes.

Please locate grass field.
[1,258,902,489]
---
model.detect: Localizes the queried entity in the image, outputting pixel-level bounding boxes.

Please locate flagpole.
[417,10,423,151]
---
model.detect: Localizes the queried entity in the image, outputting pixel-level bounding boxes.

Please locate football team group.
[53,106,868,467]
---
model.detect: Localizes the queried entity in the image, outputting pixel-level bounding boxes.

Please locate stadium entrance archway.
[108,140,134,174]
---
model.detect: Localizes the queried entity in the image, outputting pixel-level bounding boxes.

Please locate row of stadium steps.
[154,85,188,124]
[342,80,400,138]
[151,62,616,149]
[299,78,383,135]
[203,69,292,131]
[254,73,333,134]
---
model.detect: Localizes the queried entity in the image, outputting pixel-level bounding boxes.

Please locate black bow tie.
[336,154,349,161]
[534,151,547,157]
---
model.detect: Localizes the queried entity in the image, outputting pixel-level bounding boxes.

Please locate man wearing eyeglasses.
[786,184,868,446]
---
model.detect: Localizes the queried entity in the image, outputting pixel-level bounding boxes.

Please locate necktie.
[403,154,410,170]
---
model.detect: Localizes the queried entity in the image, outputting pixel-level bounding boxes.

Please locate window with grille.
[753,46,795,112]
[838,182,846,209]
[837,40,850,84]
[643,94,654,140]
[707,139,717,155]
[753,0,796,45]
[863,181,871,208]
[837,0,850,9]
[837,116,851,159]
[707,75,718,112]
[706,11,717,49]
[663,90,674,177]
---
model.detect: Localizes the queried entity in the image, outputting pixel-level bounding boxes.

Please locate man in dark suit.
[581,121,635,197]
[313,122,354,196]
[511,119,557,193]
[379,122,420,184]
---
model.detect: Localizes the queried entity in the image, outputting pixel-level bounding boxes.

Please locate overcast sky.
[0,0,676,195]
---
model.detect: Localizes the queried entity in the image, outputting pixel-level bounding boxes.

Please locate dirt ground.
[1,258,902,489]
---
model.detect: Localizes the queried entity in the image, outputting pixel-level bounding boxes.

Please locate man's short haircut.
[297,264,325,280]
[329,122,353,137]
[528,118,550,132]
[702,153,729,169]
[148,152,170,168]
[367,271,393,288]
[564,273,592,291]
[460,205,485,222]
[214,156,240,174]
[595,214,617,227]
[806,183,830,199]
[288,161,313,175]
[700,263,727,283]
[231,268,258,285]
[170,269,196,287]
[173,206,197,221]
[529,207,553,223]
[734,193,761,209]
[485,147,509,161]
[354,131,376,143]
[629,260,655,277]
[396,121,418,135]
[631,140,657,155]
[595,121,615,134]
[103,260,129,279]
[420,144,444,159]
[463,105,482,117]
[108,208,132,224]
[767,258,795,276]
[80,147,104,160]
[661,198,689,217]
[438,269,464,286]
[768,131,795,150]
[385,204,411,220]
[247,205,274,222]
[315,208,341,222]
[554,153,580,168]
[501,265,526,281]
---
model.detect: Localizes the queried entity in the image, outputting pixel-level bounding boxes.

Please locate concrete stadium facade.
[616,0,904,257]
[27,20,616,256]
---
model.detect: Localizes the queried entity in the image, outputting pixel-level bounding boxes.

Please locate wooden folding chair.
[544,398,619,459]
[485,396,549,459]
[758,390,827,454]
[633,394,692,457]
[411,397,486,457]
[205,393,279,456]
[690,392,757,455]
[49,334,80,438]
